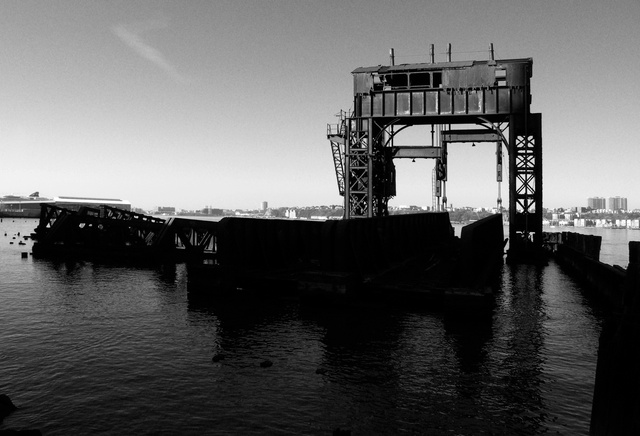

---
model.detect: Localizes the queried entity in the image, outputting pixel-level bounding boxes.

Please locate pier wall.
[591,242,640,435]
[216,212,454,274]
[321,212,453,273]
[457,214,505,288]
[544,232,626,311]
[216,217,324,270]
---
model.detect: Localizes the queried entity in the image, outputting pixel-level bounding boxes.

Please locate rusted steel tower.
[327,46,542,261]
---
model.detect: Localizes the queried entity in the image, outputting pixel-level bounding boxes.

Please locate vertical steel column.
[508,113,543,260]
[345,117,372,218]
[344,119,352,219]
[367,118,374,217]
[534,115,543,242]
[496,140,503,211]
[508,117,518,250]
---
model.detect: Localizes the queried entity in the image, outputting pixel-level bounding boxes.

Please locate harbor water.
[1,218,633,435]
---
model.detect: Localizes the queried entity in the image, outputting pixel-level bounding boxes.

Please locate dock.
[31,204,505,306]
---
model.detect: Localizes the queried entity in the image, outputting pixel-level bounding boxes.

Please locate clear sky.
[1,0,639,211]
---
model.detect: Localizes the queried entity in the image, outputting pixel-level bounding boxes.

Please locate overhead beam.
[442,129,501,143]
[392,146,442,159]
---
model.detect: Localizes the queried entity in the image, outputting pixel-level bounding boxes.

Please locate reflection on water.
[0,219,605,435]
[183,261,600,435]
[493,265,547,432]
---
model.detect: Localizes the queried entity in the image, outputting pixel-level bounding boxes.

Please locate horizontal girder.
[357,87,527,119]
[392,146,442,159]
[441,129,501,143]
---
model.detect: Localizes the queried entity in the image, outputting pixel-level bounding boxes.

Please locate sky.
[1,0,639,211]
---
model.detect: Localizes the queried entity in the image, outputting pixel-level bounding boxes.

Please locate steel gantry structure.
[327,47,542,261]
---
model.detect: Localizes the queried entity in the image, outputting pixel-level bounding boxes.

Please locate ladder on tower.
[326,110,350,196]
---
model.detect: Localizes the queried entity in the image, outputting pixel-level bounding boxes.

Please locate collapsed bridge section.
[31,204,218,262]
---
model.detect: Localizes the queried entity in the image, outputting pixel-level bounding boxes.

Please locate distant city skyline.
[3,191,638,214]
[1,1,639,211]
[588,196,631,212]
[3,191,639,216]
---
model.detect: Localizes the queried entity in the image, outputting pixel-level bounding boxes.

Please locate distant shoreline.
[0,211,40,219]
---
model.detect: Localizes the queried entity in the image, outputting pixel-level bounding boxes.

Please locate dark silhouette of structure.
[328,45,542,262]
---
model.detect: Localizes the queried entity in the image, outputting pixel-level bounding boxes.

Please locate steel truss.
[32,204,219,261]
[508,113,542,260]
[345,119,370,217]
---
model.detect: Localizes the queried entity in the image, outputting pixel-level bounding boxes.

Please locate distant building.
[588,197,606,210]
[202,207,224,216]
[285,209,297,219]
[608,196,628,212]
[0,194,130,217]
[54,196,131,212]
[261,201,268,212]
[0,193,53,217]
[157,206,176,214]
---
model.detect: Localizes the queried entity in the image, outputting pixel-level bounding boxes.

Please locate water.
[0,218,623,435]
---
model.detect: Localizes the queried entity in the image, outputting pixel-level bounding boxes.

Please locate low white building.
[54,196,131,211]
